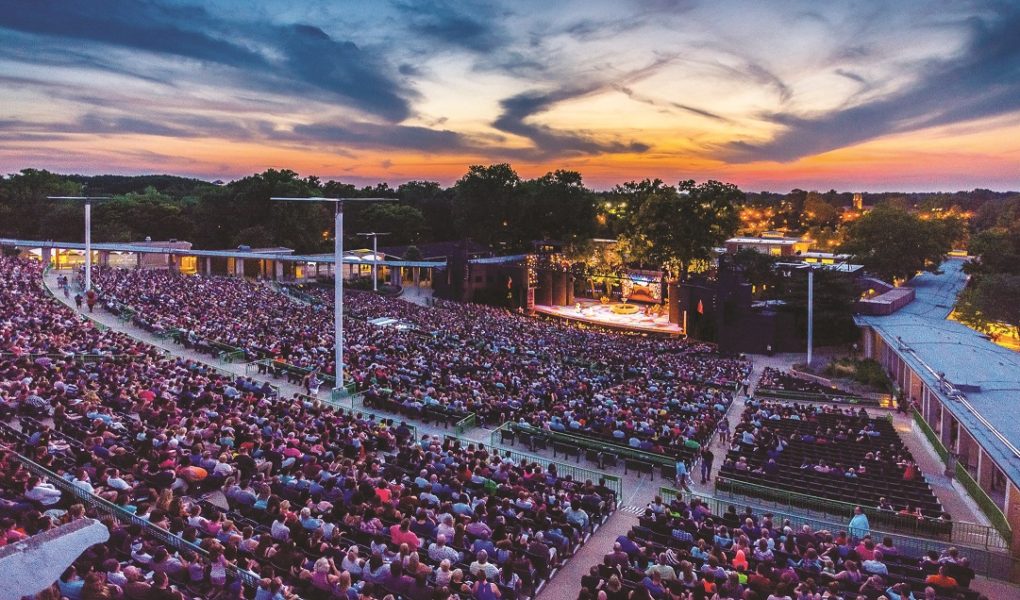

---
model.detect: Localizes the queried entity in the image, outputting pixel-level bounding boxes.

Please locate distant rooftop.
[727,236,800,245]
[857,259,1020,487]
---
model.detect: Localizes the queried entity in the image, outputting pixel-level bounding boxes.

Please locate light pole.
[271,197,393,395]
[47,195,111,292]
[807,267,814,367]
[357,232,390,291]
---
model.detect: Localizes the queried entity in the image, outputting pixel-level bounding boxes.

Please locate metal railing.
[956,462,1013,543]
[11,451,260,588]
[493,422,679,471]
[290,391,418,442]
[248,358,356,394]
[912,408,1012,542]
[280,285,322,306]
[755,386,879,405]
[913,407,950,461]
[220,349,245,364]
[658,486,1019,582]
[455,412,477,434]
[0,350,179,367]
[444,433,622,501]
[712,475,1008,551]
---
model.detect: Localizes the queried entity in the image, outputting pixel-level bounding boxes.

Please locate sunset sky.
[1,0,1019,191]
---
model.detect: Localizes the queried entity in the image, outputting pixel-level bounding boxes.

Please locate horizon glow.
[1,1,1019,192]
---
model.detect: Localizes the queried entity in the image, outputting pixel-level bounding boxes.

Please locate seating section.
[758,368,839,395]
[1,257,617,598]
[578,495,978,600]
[756,367,878,405]
[90,267,749,446]
[719,401,945,523]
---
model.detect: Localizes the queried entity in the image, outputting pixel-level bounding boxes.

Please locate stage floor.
[534,301,683,335]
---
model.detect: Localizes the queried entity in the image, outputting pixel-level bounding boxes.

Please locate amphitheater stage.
[533,300,683,335]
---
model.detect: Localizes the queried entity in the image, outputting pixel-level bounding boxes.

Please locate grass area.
[824,357,894,393]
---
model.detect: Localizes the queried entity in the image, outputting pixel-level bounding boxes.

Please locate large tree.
[347,203,428,246]
[517,170,597,247]
[93,187,196,243]
[955,274,1020,340]
[452,164,521,249]
[802,191,838,228]
[729,248,780,297]
[398,180,457,241]
[840,205,959,283]
[629,179,741,280]
[966,227,1020,275]
[192,169,327,252]
[0,169,81,239]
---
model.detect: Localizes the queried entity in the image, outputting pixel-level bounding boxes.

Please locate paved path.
[536,510,638,600]
[398,285,433,307]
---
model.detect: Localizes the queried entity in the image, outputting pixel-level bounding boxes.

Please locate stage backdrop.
[620,270,663,303]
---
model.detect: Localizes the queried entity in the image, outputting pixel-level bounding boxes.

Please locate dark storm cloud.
[486,54,687,159]
[0,1,265,68]
[0,0,413,121]
[0,113,265,141]
[722,6,1020,163]
[743,63,793,104]
[290,121,473,153]
[834,69,868,85]
[617,86,728,122]
[274,23,412,121]
[562,16,651,42]
[393,1,508,53]
[0,37,172,86]
[494,88,650,159]
[77,115,197,138]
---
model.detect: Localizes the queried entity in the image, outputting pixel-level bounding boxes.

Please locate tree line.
[954,197,1020,340]
[0,166,601,254]
[0,166,1011,286]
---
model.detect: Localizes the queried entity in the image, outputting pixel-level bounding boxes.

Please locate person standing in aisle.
[700,447,715,484]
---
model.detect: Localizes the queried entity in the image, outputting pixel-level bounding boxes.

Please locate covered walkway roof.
[0,238,445,268]
[856,259,1020,487]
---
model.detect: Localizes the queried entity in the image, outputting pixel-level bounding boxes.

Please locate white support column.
[335,208,344,392]
[373,235,379,292]
[940,403,952,448]
[84,201,92,292]
[806,268,814,366]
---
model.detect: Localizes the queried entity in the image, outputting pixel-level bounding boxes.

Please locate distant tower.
[852,193,863,211]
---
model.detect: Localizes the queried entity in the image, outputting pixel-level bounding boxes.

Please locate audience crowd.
[577,494,982,600]
[718,401,944,521]
[91,268,750,446]
[756,369,837,397]
[2,257,620,599]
